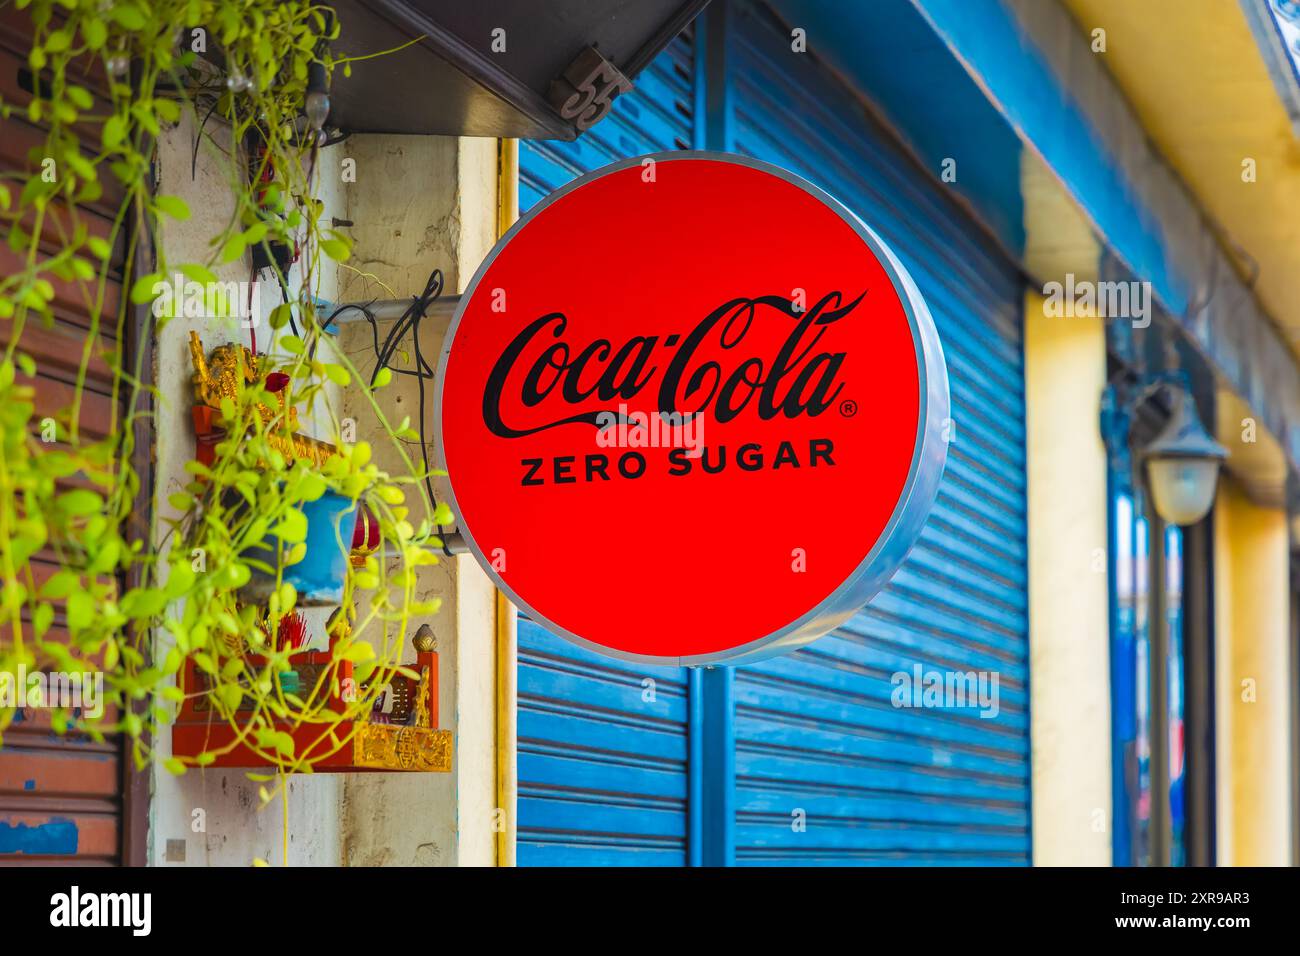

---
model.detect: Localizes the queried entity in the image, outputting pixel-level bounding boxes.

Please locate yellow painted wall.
[495,139,520,868]
[1213,477,1294,865]
[1063,0,1300,353]
[1024,290,1113,865]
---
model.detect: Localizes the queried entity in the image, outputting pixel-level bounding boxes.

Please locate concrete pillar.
[1213,477,1293,865]
[337,135,500,866]
[1021,150,1113,864]
[1024,289,1113,865]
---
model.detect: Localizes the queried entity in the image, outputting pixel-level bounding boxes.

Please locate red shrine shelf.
[175,333,450,773]
[171,636,453,773]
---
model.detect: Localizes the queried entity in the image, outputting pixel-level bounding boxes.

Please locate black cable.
[191,94,221,181]
[279,274,301,339]
[363,269,451,555]
[371,270,442,381]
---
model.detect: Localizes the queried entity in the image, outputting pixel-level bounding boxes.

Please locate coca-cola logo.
[483,291,861,440]
[438,154,948,665]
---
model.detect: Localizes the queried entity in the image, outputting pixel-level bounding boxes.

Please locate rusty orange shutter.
[0,6,141,865]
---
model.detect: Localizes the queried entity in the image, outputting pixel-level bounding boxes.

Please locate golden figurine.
[188,330,341,468]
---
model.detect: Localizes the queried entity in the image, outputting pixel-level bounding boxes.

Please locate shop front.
[2,0,1296,872]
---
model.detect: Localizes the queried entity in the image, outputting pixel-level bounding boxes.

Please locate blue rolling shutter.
[515,622,692,865]
[515,35,698,867]
[727,2,1030,865]
[514,3,1030,866]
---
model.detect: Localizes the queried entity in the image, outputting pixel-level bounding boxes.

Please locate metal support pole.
[1182,515,1216,866]
[324,294,461,325]
[1147,498,1172,867]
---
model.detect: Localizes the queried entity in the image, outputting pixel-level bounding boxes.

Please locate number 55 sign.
[548,46,634,131]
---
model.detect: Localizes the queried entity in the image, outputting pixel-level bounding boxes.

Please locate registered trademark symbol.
[839,399,858,418]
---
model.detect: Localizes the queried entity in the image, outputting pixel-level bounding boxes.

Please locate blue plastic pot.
[239,490,360,606]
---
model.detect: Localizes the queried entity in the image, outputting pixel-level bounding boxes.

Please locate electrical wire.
[279,276,301,338]
[349,269,452,555]
[247,265,258,354]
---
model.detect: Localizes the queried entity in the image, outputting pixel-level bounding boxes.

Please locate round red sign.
[437,153,948,665]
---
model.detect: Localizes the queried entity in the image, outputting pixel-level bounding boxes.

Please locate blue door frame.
[688,0,738,870]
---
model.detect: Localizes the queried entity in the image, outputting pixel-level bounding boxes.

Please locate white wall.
[148,112,348,866]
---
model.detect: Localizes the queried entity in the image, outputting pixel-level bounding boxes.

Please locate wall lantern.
[1141,385,1227,526]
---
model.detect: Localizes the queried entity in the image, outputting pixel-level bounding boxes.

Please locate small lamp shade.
[1146,457,1222,526]
[1142,387,1227,526]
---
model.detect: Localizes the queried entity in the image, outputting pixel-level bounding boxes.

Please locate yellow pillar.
[1213,477,1293,865]
[1024,291,1113,865]
[495,138,520,867]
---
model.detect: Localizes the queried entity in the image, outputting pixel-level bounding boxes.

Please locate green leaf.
[110,4,147,31]
[82,18,107,50]
[270,507,308,543]
[219,562,251,589]
[66,86,94,111]
[153,98,180,124]
[341,641,375,663]
[66,591,93,631]
[101,114,127,150]
[218,683,244,712]
[219,234,247,263]
[371,366,393,389]
[375,484,404,505]
[33,602,54,639]
[64,152,96,184]
[323,363,350,386]
[89,537,121,574]
[279,334,304,355]
[154,194,190,221]
[120,587,167,618]
[178,263,218,285]
[129,273,164,304]
[319,238,350,262]
[164,757,188,776]
[164,562,196,598]
[87,236,112,260]
[297,471,326,502]
[57,488,103,516]
[44,29,71,53]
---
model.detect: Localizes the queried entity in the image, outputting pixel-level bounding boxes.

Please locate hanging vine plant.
[0,0,447,800]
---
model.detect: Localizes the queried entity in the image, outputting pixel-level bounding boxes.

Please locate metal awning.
[328,0,709,140]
